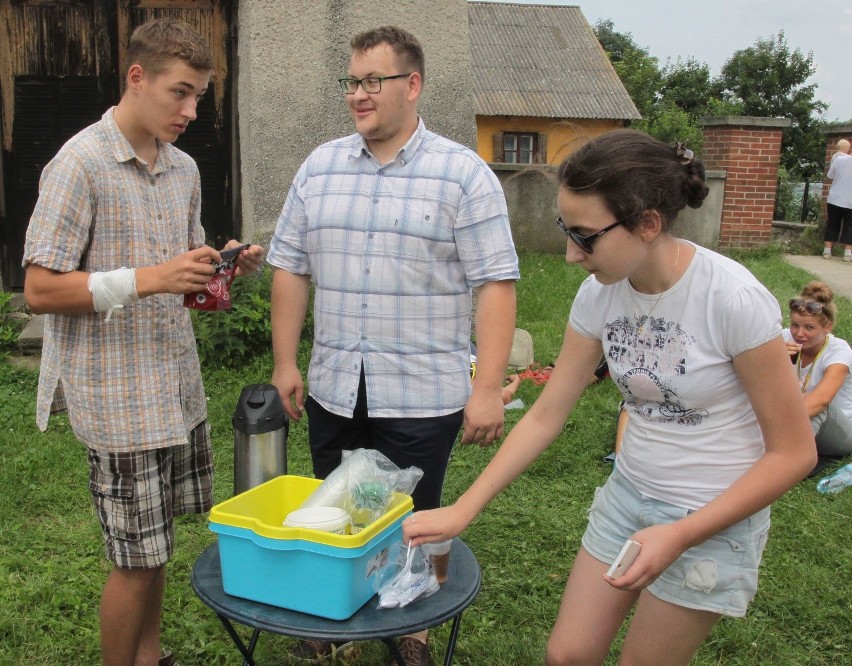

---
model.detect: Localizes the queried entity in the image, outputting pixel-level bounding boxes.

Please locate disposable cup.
[283,507,349,534]
[423,540,452,584]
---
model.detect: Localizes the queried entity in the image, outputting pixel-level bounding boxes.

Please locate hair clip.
[675,141,694,165]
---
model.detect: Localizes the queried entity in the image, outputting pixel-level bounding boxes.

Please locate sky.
[477,0,852,122]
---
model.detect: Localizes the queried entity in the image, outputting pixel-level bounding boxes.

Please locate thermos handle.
[247,386,267,409]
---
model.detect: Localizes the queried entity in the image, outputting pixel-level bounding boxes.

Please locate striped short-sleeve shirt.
[23,108,207,453]
[267,119,520,418]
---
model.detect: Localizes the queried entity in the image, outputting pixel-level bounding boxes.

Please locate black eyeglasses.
[789,298,825,315]
[338,73,412,94]
[555,217,625,254]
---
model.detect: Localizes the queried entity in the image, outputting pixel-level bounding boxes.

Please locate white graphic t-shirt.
[570,243,782,509]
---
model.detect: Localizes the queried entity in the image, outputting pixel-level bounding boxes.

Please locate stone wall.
[236,0,475,244]
[492,164,726,254]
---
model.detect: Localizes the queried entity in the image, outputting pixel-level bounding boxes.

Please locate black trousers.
[305,371,464,511]
[825,203,852,245]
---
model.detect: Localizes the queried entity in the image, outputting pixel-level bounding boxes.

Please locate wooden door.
[0,0,234,290]
[118,0,234,254]
[0,0,116,289]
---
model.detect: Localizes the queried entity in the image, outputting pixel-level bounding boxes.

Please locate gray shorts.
[582,466,770,617]
[87,422,213,569]
[812,401,852,457]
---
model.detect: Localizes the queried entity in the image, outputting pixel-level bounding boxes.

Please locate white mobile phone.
[606,539,642,578]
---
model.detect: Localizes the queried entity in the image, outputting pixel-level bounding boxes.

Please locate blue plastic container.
[208,475,412,620]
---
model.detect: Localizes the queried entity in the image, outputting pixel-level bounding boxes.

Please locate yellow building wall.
[476,116,626,165]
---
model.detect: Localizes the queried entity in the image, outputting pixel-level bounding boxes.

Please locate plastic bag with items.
[299,449,423,532]
[376,541,439,609]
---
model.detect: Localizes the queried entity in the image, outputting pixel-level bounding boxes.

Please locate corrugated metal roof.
[468,2,641,120]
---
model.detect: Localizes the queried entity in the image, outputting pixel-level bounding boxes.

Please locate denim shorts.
[582,466,770,617]
[87,421,213,569]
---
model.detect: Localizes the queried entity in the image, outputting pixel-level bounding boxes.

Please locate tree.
[636,101,703,152]
[594,20,661,118]
[594,21,707,150]
[594,22,829,220]
[660,58,712,116]
[593,19,641,64]
[714,32,827,175]
[637,58,720,152]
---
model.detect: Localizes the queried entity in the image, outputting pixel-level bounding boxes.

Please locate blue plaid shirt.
[268,120,519,418]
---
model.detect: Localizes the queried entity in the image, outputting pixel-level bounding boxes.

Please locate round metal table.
[191,538,481,665]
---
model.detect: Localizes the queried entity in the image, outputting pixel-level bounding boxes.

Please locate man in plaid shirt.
[22,19,262,666]
[269,25,518,666]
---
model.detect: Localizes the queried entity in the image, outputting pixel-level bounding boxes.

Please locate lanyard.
[796,336,830,393]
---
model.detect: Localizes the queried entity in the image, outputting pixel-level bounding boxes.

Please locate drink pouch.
[183,244,249,311]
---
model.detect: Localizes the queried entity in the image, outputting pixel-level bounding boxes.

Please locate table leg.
[443,612,464,666]
[216,613,258,666]
[246,628,261,662]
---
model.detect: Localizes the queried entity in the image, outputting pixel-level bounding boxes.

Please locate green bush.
[774,167,797,222]
[191,266,274,368]
[801,220,826,254]
[191,265,314,369]
[0,290,25,355]
[634,101,703,155]
[802,189,823,224]
[775,166,824,226]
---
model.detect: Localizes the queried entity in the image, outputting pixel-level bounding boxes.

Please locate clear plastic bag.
[299,449,423,532]
[376,541,439,609]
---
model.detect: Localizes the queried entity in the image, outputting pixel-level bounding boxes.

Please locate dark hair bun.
[559,130,711,231]
[684,162,709,209]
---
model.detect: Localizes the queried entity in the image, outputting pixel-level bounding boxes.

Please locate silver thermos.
[233,384,288,495]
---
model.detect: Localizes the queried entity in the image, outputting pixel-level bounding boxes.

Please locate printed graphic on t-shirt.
[605,314,709,426]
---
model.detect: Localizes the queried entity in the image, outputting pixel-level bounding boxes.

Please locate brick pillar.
[820,122,852,211]
[700,116,791,249]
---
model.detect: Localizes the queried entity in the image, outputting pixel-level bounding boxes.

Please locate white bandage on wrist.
[87,268,138,322]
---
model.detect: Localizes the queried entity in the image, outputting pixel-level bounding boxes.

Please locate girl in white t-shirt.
[403,130,815,665]
[783,281,852,465]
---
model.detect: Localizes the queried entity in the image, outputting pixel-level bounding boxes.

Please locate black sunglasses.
[789,298,824,315]
[555,217,625,254]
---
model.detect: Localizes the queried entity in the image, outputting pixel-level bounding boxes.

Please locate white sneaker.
[844,254,852,262]
[823,251,832,260]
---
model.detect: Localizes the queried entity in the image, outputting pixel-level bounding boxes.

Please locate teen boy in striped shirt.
[23,19,263,666]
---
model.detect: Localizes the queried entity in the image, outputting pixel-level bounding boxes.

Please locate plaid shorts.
[87,421,214,569]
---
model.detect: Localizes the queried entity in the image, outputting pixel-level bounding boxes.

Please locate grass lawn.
[0,250,850,665]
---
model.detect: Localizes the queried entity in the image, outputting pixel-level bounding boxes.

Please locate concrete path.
[782,254,852,303]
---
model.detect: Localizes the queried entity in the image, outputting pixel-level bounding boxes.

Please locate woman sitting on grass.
[404,129,816,666]
[784,281,852,473]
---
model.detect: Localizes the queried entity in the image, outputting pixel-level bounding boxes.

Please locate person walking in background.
[784,281,852,474]
[267,25,518,666]
[829,138,850,165]
[405,130,815,666]
[22,19,263,666]
[823,139,852,260]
